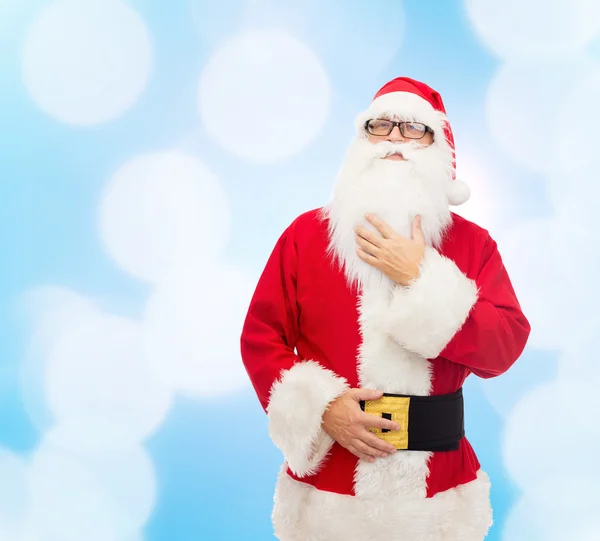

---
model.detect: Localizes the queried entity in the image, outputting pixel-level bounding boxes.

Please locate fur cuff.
[267,360,349,477]
[385,247,479,359]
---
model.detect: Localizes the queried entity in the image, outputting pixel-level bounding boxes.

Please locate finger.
[352,388,384,402]
[365,213,397,239]
[354,438,389,459]
[355,234,380,255]
[411,215,425,244]
[356,247,379,266]
[347,445,376,463]
[360,430,397,455]
[361,412,401,432]
[355,225,383,248]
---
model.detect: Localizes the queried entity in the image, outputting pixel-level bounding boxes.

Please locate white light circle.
[549,167,600,244]
[557,322,600,383]
[28,446,117,541]
[198,30,331,162]
[44,313,172,450]
[306,0,405,82]
[465,0,600,58]
[28,442,155,541]
[497,218,600,349]
[74,445,156,539]
[143,264,256,395]
[556,67,600,169]
[552,65,600,239]
[0,449,30,540]
[503,477,600,541]
[18,287,100,432]
[503,381,600,490]
[45,416,150,456]
[21,0,152,125]
[99,151,230,284]
[555,327,600,440]
[485,55,596,174]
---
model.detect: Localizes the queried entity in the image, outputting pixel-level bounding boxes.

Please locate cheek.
[366,133,384,144]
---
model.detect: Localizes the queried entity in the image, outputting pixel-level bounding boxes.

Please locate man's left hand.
[355,214,425,286]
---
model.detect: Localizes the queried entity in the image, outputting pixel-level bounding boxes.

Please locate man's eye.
[373,121,392,129]
[406,123,425,133]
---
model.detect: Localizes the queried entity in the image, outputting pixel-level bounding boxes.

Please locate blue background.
[0,1,595,540]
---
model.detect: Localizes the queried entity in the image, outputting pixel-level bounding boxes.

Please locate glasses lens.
[402,122,427,139]
[368,120,393,135]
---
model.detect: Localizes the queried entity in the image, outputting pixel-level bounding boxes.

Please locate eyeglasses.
[365,119,433,140]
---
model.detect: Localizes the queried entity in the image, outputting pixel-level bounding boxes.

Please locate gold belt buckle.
[363,396,410,450]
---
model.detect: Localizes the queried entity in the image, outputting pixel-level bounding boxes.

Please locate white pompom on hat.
[355,76,470,206]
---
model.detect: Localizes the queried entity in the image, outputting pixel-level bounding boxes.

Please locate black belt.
[359,388,464,452]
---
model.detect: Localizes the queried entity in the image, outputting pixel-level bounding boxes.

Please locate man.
[240,76,530,541]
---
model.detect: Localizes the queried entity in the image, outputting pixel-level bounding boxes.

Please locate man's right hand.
[322,388,401,462]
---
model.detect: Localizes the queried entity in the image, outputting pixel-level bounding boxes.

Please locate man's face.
[365,117,434,161]
[326,112,451,287]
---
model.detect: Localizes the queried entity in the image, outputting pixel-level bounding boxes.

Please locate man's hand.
[355,214,426,286]
[322,388,401,462]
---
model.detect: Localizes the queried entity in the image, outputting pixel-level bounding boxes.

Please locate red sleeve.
[239,221,349,476]
[384,233,530,379]
[439,235,531,378]
[240,223,301,410]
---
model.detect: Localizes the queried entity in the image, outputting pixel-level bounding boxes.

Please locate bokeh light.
[98,151,230,284]
[198,29,331,162]
[3,0,599,539]
[466,0,600,58]
[21,0,152,125]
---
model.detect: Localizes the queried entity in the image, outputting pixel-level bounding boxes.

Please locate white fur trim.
[355,284,433,500]
[384,247,479,359]
[272,466,493,541]
[448,177,471,206]
[355,91,448,133]
[267,360,349,477]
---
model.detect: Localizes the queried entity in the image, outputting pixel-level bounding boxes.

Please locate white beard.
[322,137,453,291]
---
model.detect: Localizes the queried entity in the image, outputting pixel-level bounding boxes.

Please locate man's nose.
[386,126,406,142]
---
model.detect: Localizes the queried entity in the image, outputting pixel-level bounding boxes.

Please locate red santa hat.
[355,76,471,206]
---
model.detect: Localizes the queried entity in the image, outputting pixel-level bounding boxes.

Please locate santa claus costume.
[240,77,530,540]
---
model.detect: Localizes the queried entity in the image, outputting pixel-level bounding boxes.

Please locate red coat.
[240,208,530,541]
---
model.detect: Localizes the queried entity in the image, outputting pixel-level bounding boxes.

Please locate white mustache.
[369,140,426,160]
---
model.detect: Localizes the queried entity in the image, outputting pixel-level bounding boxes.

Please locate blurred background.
[1,0,599,539]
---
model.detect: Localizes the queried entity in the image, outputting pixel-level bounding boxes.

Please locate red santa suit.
[240,77,530,541]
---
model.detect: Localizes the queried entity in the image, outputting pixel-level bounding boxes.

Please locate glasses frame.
[364,119,434,140]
